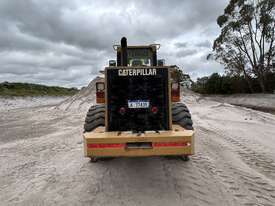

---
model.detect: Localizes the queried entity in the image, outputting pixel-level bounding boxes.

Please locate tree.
[171,67,184,82]
[210,0,275,92]
[171,67,193,83]
[206,73,222,94]
[192,76,209,94]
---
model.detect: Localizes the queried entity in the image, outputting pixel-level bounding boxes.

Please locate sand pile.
[56,76,103,111]
[205,93,275,113]
[0,96,67,111]
[181,88,201,104]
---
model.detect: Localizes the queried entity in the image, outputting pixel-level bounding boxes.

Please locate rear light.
[119,107,126,115]
[87,143,125,148]
[96,82,105,103]
[171,82,180,102]
[151,106,158,114]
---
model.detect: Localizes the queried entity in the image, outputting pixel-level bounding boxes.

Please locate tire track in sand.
[197,125,275,206]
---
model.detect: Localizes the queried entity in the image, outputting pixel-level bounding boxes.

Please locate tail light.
[171,82,180,102]
[119,107,126,115]
[151,106,158,114]
[96,82,105,103]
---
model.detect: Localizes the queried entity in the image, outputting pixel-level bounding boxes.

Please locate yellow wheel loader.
[83,37,194,162]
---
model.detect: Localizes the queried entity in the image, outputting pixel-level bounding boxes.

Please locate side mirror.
[109,60,116,67]
[157,59,165,66]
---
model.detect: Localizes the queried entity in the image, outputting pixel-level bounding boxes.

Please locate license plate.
[128,100,149,108]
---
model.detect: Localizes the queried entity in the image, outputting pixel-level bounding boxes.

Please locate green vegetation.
[192,72,275,94]
[209,0,274,93]
[0,82,79,97]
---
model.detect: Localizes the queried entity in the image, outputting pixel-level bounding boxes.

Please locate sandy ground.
[1,93,275,206]
[0,96,67,111]
[203,93,275,113]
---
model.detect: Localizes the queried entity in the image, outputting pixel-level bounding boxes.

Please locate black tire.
[84,103,193,131]
[180,155,190,161]
[90,157,98,163]
[172,103,193,130]
[84,105,105,132]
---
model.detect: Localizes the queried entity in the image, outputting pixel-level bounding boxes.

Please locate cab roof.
[113,44,160,51]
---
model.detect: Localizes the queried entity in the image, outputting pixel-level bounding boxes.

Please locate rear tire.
[180,155,190,161]
[90,157,98,163]
[84,105,105,163]
[172,103,193,161]
[172,103,193,130]
[84,105,105,132]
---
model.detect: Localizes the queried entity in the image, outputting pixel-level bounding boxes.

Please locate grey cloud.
[0,0,228,87]
[0,0,226,50]
[174,42,188,48]
[176,49,197,58]
[195,40,212,48]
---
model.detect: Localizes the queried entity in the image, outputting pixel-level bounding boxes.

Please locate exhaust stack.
[121,37,128,66]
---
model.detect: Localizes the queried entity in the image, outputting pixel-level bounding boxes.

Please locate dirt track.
[1,95,275,206]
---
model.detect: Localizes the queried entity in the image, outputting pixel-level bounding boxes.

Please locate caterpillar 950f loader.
[83,37,194,162]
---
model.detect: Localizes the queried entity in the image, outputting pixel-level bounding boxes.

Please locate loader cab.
[111,37,163,67]
[97,37,180,107]
[118,46,158,67]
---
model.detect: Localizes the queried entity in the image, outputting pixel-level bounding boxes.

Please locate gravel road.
[1,94,275,206]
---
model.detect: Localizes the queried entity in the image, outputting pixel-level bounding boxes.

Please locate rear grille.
[106,67,170,132]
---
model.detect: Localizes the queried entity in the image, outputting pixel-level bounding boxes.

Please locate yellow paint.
[83,125,194,157]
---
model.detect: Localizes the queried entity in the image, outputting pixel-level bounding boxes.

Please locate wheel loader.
[83,37,194,162]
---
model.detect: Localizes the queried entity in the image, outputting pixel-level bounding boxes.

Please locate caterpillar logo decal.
[118,68,157,76]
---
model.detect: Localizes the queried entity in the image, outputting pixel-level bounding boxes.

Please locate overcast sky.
[0,0,229,88]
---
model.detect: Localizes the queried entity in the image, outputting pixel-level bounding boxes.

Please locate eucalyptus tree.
[211,0,274,92]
